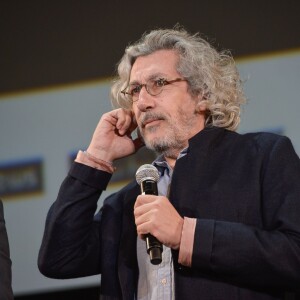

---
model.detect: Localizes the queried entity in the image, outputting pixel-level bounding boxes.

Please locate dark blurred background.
[1,0,300,95]
[1,1,300,299]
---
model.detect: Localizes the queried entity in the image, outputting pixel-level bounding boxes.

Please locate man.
[0,200,14,300]
[38,28,300,299]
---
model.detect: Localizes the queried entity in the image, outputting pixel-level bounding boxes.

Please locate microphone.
[136,164,162,265]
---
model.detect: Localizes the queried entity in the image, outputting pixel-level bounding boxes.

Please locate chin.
[144,131,166,143]
[144,136,173,153]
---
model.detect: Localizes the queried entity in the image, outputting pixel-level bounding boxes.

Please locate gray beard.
[144,136,185,159]
[138,109,197,159]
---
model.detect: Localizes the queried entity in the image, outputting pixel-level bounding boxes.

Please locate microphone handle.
[141,179,163,265]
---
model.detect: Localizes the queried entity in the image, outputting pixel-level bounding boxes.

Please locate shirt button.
[161,278,167,285]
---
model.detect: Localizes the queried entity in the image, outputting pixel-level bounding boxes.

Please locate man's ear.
[195,97,207,113]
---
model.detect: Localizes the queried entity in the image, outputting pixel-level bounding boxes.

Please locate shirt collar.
[153,147,188,177]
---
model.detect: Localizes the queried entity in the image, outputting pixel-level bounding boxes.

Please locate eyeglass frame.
[120,77,187,102]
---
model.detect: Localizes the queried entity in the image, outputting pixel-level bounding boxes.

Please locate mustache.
[140,112,167,127]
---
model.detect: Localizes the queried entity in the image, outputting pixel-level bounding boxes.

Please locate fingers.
[134,195,184,249]
[109,109,136,136]
[109,109,144,152]
[134,195,158,232]
[87,108,139,161]
[134,195,157,210]
[134,195,166,239]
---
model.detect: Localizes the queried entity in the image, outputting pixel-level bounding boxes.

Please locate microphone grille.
[135,164,159,185]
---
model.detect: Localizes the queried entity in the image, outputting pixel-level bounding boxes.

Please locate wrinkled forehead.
[129,49,180,83]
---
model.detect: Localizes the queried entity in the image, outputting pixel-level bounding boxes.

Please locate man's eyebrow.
[129,73,167,85]
[148,73,167,81]
[128,80,140,86]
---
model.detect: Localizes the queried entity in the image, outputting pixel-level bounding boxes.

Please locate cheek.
[132,107,140,121]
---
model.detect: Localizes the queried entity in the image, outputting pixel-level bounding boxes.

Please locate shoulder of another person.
[0,200,4,219]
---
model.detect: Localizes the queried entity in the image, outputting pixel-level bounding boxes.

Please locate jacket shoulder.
[239,131,295,153]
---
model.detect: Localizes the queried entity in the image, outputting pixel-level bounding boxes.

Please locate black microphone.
[136,164,163,265]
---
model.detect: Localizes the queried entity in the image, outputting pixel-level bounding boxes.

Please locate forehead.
[130,49,179,82]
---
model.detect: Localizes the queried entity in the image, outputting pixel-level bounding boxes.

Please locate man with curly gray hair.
[39,27,300,300]
[111,27,246,131]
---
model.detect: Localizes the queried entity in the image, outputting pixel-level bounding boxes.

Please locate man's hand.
[87,108,144,162]
[134,195,184,249]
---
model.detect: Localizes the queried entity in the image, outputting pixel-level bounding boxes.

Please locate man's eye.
[154,78,166,87]
[130,85,141,95]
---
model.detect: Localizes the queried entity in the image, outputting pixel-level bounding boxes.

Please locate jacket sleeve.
[0,200,14,300]
[38,162,112,279]
[192,135,300,290]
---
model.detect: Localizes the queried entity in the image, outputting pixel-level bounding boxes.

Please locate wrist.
[75,150,116,173]
[84,150,114,166]
[87,145,115,163]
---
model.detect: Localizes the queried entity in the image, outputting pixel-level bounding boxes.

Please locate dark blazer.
[0,200,14,300]
[38,127,300,299]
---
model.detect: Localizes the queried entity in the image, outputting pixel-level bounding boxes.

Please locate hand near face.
[87,108,144,162]
[134,195,184,249]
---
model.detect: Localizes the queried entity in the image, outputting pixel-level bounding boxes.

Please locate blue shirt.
[137,149,188,300]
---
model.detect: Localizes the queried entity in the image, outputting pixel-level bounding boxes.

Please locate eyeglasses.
[121,77,186,102]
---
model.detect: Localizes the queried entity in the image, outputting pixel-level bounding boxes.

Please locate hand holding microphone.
[135,164,162,265]
[135,164,184,265]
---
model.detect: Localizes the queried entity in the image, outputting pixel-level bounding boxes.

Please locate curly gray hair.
[110,27,246,131]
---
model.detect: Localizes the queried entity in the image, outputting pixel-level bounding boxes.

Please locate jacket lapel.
[118,182,140,299]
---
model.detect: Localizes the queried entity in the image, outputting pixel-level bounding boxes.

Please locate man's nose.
[136,86,155,111]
